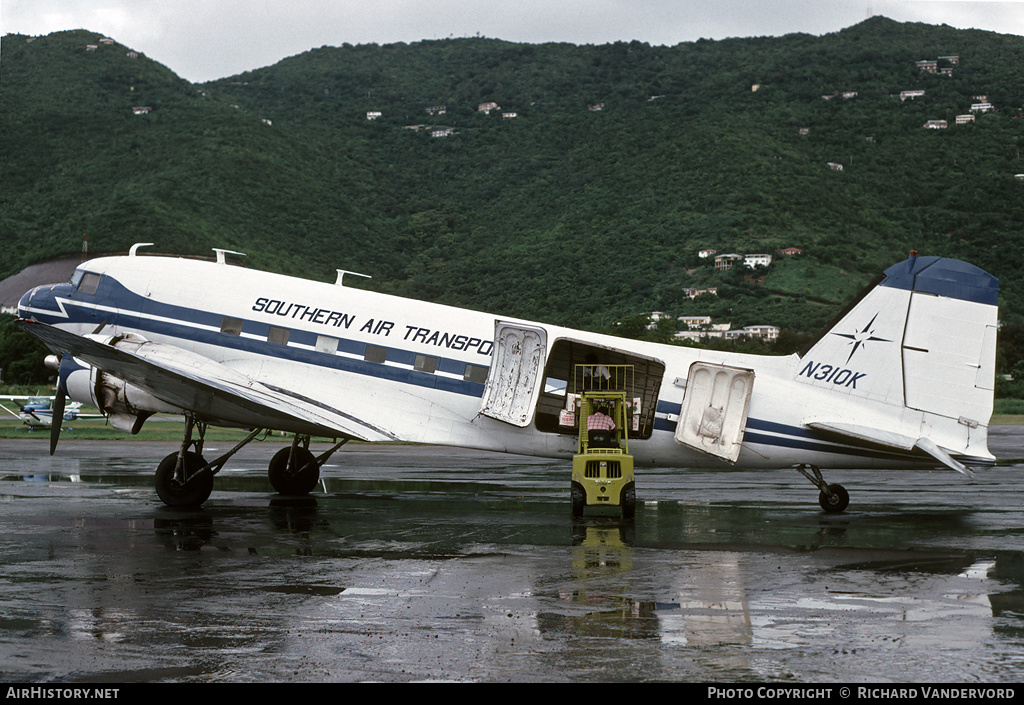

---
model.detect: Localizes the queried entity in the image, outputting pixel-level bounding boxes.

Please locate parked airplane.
[0,394,93,428]
[15,245,998,512]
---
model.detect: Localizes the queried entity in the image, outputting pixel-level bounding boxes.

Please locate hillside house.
[743,325,780,341]
[971,103,994,113]
[714,254,742,271]
[780,247,803,256]
[502,112,518,120]
[132,107,152,115]
[956,114,975,124]
[900,90,925,101]
[587,103,605,112]
[426,105,446,115]
[678,316,713,329]
[697,249,716,258]
[432,128,455,138]
[924,120,948,129]
[478,102,499,114]
[744,254,772,268]
[85,45,98,52]
[366,111,382,120]
[939,55,960,65]
[916,60,938,73]
[827,162,844,171]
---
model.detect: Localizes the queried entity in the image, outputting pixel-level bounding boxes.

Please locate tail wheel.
[268,447,320,495]
[818,483,850,513]
[155,452,213,507]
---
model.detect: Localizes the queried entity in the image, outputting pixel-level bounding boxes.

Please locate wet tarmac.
[3,430,1024,683]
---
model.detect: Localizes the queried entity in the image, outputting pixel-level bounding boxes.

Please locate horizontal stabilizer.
[807,420,977,479]
[913,437,976,480]
[806,421,916,450]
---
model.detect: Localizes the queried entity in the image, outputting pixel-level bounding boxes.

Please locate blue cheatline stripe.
[39,277,490,399]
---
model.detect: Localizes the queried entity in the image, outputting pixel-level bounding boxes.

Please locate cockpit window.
[76,272,101,295]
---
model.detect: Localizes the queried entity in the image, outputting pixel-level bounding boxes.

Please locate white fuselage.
[18,253,993,471]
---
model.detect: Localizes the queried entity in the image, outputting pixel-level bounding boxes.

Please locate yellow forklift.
[570,363,636,519]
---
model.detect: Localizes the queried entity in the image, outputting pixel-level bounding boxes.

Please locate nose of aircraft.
[18,283,73,321]
[17,285,38,319]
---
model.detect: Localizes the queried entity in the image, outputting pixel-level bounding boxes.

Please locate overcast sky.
[3,1,1024,83]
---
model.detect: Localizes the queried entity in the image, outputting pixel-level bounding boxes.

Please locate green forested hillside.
[2,19,1024,342]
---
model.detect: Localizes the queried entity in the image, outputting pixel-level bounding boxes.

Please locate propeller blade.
[49,387,66,456]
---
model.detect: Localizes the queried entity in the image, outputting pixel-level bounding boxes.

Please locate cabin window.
[414,355,438,374]
[315,335,339,354]
[364,344,388,363]
[221,317,243,336]
[77,272,101,295]
[267,326,290,345]
[464,364,488,384]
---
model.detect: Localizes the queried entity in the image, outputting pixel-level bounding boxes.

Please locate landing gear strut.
[153,418,350,507]
[270,435,316,494]
[269,434,349,495]
[155,416,215,507]
[796,464,850,513]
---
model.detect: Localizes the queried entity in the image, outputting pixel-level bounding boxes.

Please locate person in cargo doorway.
[584,353,611,390]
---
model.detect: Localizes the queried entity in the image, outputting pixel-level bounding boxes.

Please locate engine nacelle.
[61,332,184,433]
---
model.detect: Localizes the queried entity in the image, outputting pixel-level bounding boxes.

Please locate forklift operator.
[587,405,617,448]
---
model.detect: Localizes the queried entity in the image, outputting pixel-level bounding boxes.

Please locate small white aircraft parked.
[0,394,91,428]
[16,244,998,512]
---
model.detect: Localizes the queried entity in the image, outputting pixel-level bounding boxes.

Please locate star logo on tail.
[831,312,892,363]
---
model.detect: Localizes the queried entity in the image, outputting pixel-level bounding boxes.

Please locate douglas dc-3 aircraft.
[16,244,998,512]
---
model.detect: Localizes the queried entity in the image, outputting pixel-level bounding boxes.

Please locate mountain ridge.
[2,19,1023,340]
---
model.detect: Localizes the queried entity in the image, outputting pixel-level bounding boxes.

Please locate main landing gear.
[154,415,348,507]
[796,464,850,513]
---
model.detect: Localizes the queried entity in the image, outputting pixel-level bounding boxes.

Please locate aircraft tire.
[570,482,586,518]
[818,483,850,513]
[268,447,320,495]
[155,452,214,507]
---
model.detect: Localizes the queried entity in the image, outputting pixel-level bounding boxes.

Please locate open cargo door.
[478,322,548,427]
[674,362,754,463]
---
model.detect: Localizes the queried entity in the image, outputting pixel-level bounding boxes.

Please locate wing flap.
[17,320,397,442]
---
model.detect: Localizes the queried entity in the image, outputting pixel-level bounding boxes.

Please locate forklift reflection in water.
[570,364,637,519]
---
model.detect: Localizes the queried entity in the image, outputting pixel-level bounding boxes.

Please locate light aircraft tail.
[795,253,998,472]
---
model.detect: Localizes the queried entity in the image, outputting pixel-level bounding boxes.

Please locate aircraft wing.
[17,320,398,442]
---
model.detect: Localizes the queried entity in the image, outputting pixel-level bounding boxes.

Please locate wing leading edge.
[16,320,398,442]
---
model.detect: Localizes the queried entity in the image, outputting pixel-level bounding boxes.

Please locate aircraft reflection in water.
[16,244,998,513]
[548,518,999,670]
[1,429,1019,682]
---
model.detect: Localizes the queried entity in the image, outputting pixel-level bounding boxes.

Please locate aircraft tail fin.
[796,254,998,466]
